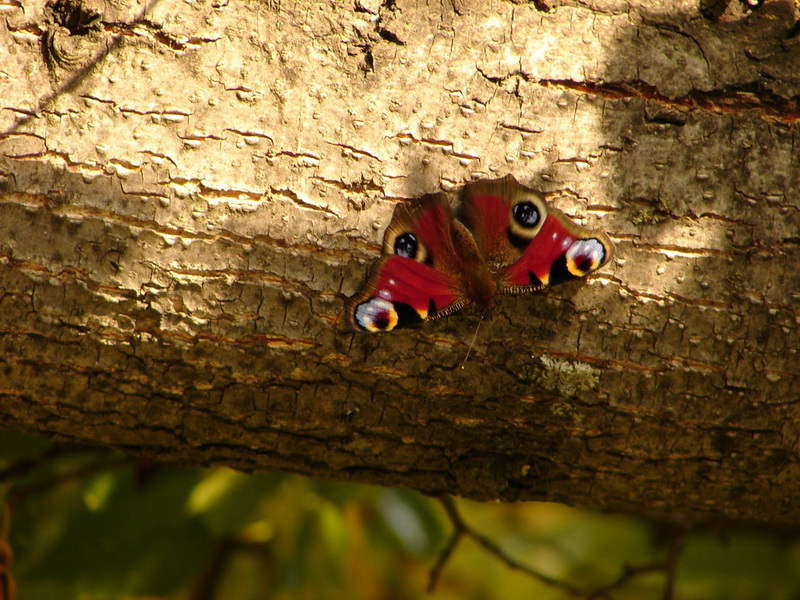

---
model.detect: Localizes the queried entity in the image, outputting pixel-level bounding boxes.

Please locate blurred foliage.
[1,429,800,600]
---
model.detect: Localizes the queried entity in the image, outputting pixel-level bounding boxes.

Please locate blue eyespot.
[394,233,418,259]
[512,202,540,228]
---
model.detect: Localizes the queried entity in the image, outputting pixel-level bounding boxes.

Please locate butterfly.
[345,175,614,332]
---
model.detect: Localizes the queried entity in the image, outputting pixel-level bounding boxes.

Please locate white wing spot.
[566,239,605,271]
[355,297,397,331]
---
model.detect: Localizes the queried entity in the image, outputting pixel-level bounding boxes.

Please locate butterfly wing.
[345,194,469,332]
[460,175,614,292]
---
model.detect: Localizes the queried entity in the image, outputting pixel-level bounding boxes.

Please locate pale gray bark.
[1,0,799,523]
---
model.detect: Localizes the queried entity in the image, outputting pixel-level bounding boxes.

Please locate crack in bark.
[391,132,479,160]
[81,94,194,120]
[540,78,800,124]
[223,128,274,144]
[324,141,382,161]
[631,241,736,259]
[498,122,543,135]
[475,61,800,124]
[268,186,338,216]
[104,21,220,52]
[310,176,384,194]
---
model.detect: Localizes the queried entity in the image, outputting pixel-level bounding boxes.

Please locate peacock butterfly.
[345,175,614,332]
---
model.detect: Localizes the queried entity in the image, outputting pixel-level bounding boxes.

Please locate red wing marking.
[503,215,575,287]
[346,256,466,332]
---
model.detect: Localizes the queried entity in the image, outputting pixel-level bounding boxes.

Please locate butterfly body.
[445,219,497,308]
[346,175,613,332]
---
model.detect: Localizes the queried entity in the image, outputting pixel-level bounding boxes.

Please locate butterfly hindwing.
[346,194,469,332]
[460,175,614,292]
[345,256,465,332]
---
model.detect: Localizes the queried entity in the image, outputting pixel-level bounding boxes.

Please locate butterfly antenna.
[461,310,486,368]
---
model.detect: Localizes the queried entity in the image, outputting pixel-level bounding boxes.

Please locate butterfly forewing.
[346,195,469,332]
[383,193,463,274]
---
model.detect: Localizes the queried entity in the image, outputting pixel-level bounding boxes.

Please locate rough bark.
[1,0,799,523]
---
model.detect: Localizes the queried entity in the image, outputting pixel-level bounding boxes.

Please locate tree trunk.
[1,0,799,524]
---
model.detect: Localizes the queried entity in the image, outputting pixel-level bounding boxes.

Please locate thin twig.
[427,526,462,592]
[662,531,686,600]
[586,528,687,600]
[0,503,16,600]
[585,561,665,600]
[430,496,583,595]
[187,537,238,600]
[432,496,691,600]
[187,535,270,600]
